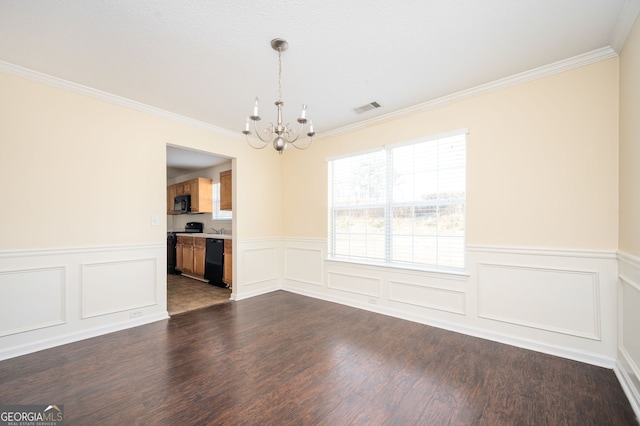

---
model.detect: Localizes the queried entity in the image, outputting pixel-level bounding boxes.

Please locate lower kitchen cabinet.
[179,236,194,274]
[176,236,205,279]
[223,239,232,286]
[193,238,206,278]
[177,235,230,283]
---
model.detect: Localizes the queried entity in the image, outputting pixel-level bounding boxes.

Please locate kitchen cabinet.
[175,182,189,195]
[176,235,206,280]
[167,185,177,214]
[167,177,213,213]
[179,236,194,274]
[194,238,206,278]
[223,239,232,286]
[220,170,232,211]
[189,178,212,213]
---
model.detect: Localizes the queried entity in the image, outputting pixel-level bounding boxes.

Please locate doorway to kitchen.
[166,145,234,315]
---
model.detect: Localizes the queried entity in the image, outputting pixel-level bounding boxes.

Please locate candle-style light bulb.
[309,121,314,133]
[301,104,307,119]
[253,97,259,116]
[244,118,250,132]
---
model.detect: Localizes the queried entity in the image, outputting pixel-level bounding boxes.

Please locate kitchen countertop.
[175,233,232,239]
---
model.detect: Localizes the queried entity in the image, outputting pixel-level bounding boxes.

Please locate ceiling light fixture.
[242,38,315,154]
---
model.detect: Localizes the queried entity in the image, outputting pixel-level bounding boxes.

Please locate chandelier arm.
[252,119,274,143]
[245,135,270,149]
[283,120,306,144]
[290,137,314,150]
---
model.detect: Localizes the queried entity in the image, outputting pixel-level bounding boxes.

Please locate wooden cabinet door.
[182,245,194,273]
[167,184,177,213]
[186,179,198,211]
[220,170,232,211]
[193,238,206,278]
[181,237,194,273]
[223,239,232,286]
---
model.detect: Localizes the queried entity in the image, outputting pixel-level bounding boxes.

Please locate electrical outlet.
[368,297,378,305]
[129,310,143,319]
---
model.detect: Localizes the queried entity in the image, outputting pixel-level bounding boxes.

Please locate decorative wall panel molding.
[241,247,278,286]
[617,251,640,417]
[327,271,381,297]
[0,244,166,361]
[82,258,157,318]
[389,280,466,315]
[0,266,66,337]
[477,263,600,340]
[284,247,323,286]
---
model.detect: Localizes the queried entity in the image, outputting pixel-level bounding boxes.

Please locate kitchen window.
[212,182,232,220]
[328,129,467,271]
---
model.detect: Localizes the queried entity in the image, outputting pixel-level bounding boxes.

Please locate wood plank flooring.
[0,291,636,425]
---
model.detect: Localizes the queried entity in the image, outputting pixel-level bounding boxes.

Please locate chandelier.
[242,38,316,154]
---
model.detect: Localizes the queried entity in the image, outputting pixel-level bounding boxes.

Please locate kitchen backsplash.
[168,214,232,235]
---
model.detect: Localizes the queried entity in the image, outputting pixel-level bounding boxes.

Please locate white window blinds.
[328,131,466,270]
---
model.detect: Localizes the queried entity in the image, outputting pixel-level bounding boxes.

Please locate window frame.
[212,181,232,220]
[327,129,468,273]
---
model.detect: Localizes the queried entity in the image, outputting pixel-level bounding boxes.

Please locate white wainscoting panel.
[0,267,66,337]
[477,263,600,340]
[616,251,640,418]
[82,258,157,318]
[0,244,167,361]
[389,279,466,315]
[234,238,281,300]
[327,271,381,297]
[284,246,323,287]
[243,247,278,286]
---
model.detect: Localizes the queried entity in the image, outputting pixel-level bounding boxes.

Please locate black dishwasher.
[204,238,225,287]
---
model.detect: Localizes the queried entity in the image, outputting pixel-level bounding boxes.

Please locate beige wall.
[283,59,620,251]
[619,15,640,257]
[0,72,283,250]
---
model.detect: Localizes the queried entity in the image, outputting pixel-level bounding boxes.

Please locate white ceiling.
[1,1,638,170]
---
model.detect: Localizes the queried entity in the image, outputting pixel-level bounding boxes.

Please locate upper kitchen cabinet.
[167,177,213,213]
[189,178,212,213]
[166,184,177,214]
[220,170,232,211]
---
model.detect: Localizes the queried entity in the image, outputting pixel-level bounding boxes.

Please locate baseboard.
[233,286,280,301]
[0,311,168,361]
[615,357,640,422]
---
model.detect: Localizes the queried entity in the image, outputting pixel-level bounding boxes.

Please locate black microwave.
[173,195,191,214]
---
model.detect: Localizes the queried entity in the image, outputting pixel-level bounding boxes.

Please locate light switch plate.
[151,215,160,226]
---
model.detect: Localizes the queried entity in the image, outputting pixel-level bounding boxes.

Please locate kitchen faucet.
[209,227,225,235]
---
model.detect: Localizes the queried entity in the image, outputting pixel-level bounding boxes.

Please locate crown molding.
[611,0,640,52]
[0,60,243,140]
[0,45,619,141]
[322,46,618,139]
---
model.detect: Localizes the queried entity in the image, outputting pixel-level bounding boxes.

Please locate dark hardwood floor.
[0,291,636,425]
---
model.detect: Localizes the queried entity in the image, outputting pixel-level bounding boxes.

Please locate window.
[328,130,466,270]
[212,182,232,220]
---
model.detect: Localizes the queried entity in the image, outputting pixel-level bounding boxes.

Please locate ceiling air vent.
[353,101,381,114]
